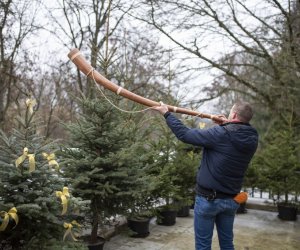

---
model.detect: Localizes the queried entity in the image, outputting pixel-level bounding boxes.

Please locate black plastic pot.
[177,205,190,217]
[87,237,105,250]
[236,202,247,214]
[127,217,151,238]
[190,202,195,210]
[277,203,298,221]
[157,209,177,226]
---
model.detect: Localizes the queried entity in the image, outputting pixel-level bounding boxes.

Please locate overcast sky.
[20,0,282,115]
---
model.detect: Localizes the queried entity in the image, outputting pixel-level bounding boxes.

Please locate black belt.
[196,185,236,201]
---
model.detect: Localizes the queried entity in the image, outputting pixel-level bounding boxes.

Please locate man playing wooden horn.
[152,101,258,250]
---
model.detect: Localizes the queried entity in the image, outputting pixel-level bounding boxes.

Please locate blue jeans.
[194,195,239,250]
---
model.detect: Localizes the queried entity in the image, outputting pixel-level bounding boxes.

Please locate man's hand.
[151,101,169,115]
[213,115,229,125]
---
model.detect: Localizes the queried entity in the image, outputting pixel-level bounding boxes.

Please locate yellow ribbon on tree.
[15,147,36,173]
[42,152,59,171]
[25,98,37,114]
[199,122,206,129]
[0,207,19,231]
[63,220,81,241]
[56,187,70,215]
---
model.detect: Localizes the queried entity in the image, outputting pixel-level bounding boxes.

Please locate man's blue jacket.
[164,112,258,195]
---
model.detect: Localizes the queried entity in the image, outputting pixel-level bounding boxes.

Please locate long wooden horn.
[68,48,222,122]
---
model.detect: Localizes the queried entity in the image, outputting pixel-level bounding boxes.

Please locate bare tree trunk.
[90,200,99,244]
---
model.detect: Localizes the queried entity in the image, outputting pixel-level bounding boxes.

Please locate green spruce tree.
[172,142,200,208]
[252,117,300,204]
[148,119,181,208]
[61,96,155,244]
[148,115,200,210]
[0,99,73,249]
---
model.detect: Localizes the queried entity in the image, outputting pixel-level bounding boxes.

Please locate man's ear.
[232,112,238,119]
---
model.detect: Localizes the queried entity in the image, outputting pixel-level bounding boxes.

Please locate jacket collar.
[220,121,250,127]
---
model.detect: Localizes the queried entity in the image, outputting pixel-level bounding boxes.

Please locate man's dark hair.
[233,101,253,123]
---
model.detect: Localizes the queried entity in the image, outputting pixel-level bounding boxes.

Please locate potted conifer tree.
[148,122,181,226]
[238,163,260,214]
[154,163,180,226]
[62,97,154,248]
[127,187,155,238]
[126,150,157,238]
[172,144,199,217]
[256,121,299,221]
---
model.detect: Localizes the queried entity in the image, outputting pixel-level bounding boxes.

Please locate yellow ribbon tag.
[0,207,19,231]
[63,220,81,241]
[25,98,37,114]
[56,187,70,215]
[199,122,206,129]
[42,153,59,171]
[15,147,36,172]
